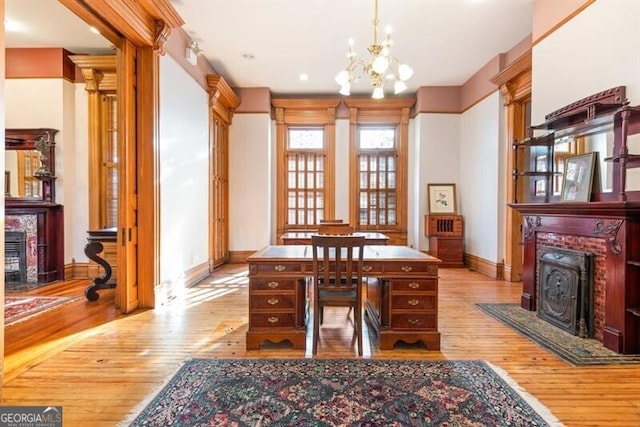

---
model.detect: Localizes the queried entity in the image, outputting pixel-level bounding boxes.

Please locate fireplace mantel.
[510,201,640,354]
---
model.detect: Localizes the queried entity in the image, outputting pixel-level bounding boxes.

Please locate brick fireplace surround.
[517,203,640,355]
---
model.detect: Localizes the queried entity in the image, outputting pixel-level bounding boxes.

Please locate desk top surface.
[281,231,389,240]
[248,245,440,262]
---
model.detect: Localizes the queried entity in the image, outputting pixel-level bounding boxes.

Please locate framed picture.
[561,152,596,202]
[427,183,457,214]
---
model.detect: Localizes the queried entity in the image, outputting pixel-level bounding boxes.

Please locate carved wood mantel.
[511,201,640,354]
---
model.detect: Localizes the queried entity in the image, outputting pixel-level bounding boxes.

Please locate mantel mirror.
[552,125,615,197]
[5,128,58,202]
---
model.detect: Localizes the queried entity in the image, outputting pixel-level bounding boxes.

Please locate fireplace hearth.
[537,246,594,338]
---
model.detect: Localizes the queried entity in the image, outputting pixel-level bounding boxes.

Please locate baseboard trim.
[184,261,211,287]
[229,250,256,264]
[65,262,94,279]
[464,253,504,280]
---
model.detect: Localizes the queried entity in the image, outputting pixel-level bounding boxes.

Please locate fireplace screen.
[537,246,594,338]
[5,231,27,283]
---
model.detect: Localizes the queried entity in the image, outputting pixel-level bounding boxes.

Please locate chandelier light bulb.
[394,80,407,94]
[397,64,414,81]
[335,70,350,86]
[339,84,351,96]
[372,87,384,99]
[372,55,389,74]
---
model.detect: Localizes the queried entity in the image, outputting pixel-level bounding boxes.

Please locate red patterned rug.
[123,358,564,426]
[5,296,81,327]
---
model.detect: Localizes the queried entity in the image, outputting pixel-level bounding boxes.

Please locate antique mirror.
[5,128,58,202]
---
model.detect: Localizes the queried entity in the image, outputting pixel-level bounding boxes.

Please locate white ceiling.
[5,0,533,96]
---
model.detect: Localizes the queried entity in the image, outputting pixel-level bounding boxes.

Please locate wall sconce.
[186,41,203,66]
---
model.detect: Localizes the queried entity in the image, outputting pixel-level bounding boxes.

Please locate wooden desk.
[246,245,441,351]
[281,231,389,245]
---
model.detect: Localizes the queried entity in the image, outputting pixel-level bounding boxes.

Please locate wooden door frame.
[206,75,240,268]
[490,50,532,282]
[60,0,184,310]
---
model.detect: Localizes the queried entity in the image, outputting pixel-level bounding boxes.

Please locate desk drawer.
[390,313,436,330]
[362,262,383,275]
[384,262,437,275]
[251,278,298,291]
[256,263,303,274]
[390,278,437,292]
[392,295,436,310]
[250,294,296,310]
[250,313,296,328]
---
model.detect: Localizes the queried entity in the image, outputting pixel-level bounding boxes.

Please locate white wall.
[72,83,90,263]
[532,0,640,123]
[459,92,502,263]
[413,113,461,251]
[228,113,272,250]
[158,55,209,285]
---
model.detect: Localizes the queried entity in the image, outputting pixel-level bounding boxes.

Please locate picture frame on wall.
[427,183,457,214]
[561,152,596,202]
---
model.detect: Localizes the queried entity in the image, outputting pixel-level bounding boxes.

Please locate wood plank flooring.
[2,265,640,426]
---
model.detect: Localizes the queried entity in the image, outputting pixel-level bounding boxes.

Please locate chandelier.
[335,0,414,99]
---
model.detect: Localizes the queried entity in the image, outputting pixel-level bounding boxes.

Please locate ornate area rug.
[123,358,563,426]
[477,303,640,365]
[5,296,81,327]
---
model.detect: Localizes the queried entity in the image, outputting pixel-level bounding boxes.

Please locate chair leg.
[355,303,363,356]
[313,301,320,355]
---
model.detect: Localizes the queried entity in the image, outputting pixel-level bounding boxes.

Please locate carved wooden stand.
[84,228,117,301]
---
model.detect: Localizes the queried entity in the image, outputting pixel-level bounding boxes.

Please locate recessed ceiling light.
[242,53,255,60]
[89,26,100,35]
[299,73,309,81]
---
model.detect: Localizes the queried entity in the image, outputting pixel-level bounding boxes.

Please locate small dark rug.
[477,303,640,366]
[5,281,56,292]
[124,358,562,426]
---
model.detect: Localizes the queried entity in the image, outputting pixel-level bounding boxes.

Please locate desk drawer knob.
[267,297,279,305]
[408,299,419,306]
[267,316,279,324]
[408,318,419,325]
[268,281,279,288]
[409,282,420,289]
[401,266,413,272]
[274,265,286,272]
[363,265,372,272]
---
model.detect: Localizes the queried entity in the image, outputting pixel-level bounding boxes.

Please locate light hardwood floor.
[2,265,640,426]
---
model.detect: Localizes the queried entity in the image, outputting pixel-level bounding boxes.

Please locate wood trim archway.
[490,50,532,282]
[60,0,185,310]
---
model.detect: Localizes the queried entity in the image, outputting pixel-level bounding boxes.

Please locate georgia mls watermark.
[0,406,62,427]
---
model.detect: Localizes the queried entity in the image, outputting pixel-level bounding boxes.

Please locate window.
[358,127,397,226]
[286,128,326,227]
[273,99,340,236]
[101,93,118,228]
[345,98,414,244]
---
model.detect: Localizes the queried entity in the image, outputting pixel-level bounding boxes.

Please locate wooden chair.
[317,223,353,235]
[311,234,366,355]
